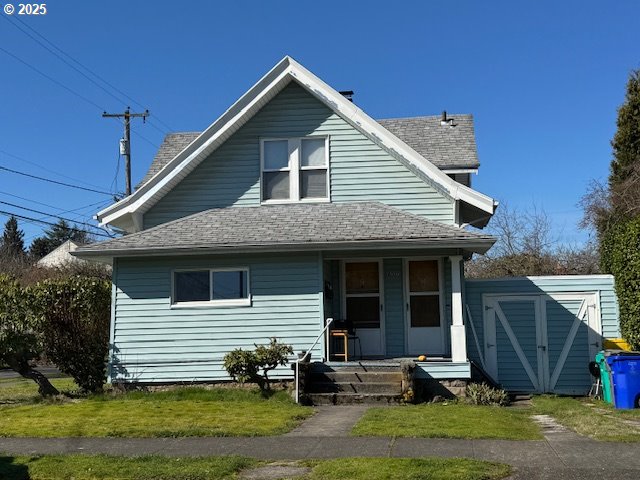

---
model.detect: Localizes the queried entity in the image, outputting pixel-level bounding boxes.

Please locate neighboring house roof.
[76,202,495,258]
[137,115,478,188]
[36,240,83,267]
[96,56,496,232]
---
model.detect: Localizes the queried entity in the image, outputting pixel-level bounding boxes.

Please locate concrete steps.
[305,362,403,405]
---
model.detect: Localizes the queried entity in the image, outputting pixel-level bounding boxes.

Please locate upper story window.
[261,137,329,202]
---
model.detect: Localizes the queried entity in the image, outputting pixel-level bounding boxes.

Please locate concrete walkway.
[284,405,369,437]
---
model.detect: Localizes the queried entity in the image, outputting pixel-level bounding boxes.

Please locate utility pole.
[102,107,149,196]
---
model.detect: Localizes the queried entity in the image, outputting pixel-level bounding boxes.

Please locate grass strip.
[352,403,542,440]
[532,395,640,442]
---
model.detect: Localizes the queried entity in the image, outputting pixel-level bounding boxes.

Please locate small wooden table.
[330,329,349,361]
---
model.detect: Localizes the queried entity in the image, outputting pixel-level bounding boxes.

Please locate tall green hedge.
[30,277,111,392]
[601,217,640,349]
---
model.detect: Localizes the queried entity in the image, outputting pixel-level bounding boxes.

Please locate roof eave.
[73,237,496,259]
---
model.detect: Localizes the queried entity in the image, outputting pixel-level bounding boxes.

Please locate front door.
[344,261,384,356]
[406,260,444,355]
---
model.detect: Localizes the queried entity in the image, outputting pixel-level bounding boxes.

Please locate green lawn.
[0,455,256,480]
[0,456,511,480]
[532,395,640,442]
[0,377,78,404]
[351,403,542,440]
[307,458,511,480]
[0,386,313,437]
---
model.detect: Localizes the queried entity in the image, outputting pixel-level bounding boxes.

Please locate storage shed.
[465,275,620,395]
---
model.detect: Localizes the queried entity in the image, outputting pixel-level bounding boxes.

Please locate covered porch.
[318,252,471,379]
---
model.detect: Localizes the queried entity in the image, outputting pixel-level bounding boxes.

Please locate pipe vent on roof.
[440,110,457,127]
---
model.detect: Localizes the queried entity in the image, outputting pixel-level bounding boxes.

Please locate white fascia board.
[97,55,496,227]
[442,168,479,174]
[286,58,496,215]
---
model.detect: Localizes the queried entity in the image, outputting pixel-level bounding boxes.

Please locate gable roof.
[138,115,478,188]
[97,56,496,232]
[76,202,495,258]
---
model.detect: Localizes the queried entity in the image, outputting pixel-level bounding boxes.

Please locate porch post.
[449,255,467,362]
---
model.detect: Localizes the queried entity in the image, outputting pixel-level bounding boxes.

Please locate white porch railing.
[294,317,333,404]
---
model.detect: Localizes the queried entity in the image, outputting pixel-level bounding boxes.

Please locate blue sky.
[1,0,639,247]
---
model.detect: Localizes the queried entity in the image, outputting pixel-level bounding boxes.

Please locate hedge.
[601,217,640,350]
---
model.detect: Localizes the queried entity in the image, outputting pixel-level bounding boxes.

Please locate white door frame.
[341,259,385,357]
[483,292,602,393]
[403,257,446,356]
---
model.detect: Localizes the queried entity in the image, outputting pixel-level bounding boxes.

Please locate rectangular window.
[173,268,250,306]
[261,137,328,202]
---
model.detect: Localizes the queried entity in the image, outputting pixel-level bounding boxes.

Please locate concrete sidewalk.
[0,436,637,475]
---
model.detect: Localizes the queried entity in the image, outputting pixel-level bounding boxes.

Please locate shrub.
[0,275,59,396]
[601,217,640,349]
[30,276,111,392]
[465,382,510,406]
[223,338,293,392]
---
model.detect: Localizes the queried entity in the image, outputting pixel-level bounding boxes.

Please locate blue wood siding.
[383,259,405,356]
[495,299,539,392]
[545,299,592,394]
[416,361,471,379]
[464,274,620,393]
[465,275,620,366]
[110,254,322,383]
[143,82,454,229]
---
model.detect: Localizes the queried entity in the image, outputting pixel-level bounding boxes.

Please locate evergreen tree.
[610,69,640,188]
[29,237,51,259]
[596,69,640,349]
[1,216,25,258]
[29,220,91,259]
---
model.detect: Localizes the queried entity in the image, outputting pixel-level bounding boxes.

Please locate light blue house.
[76,57,618,397]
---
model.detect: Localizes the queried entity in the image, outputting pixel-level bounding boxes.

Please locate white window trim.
[260,136,330,203]
[171,267,251,308]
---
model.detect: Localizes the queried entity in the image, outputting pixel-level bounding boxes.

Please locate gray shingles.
[77,202,494,255]
[377,115,479,170]
[136,115,479,188]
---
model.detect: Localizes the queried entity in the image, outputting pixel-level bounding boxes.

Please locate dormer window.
[261,137,329,202]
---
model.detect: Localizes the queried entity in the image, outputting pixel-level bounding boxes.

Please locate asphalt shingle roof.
[377,115,479,170]
[77,202,494,256]
[137,115,478,187]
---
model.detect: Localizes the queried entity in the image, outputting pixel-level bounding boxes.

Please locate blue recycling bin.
[606,353,640,409]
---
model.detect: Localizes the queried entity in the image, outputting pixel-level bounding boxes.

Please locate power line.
[0,45,160,150]
[0,210,112,238]
[0,148,112,191]
[0,165,115,196]
[0,200,114,237]
[0,191,108,215]
[0,45,105,111]
[3,14,174,133]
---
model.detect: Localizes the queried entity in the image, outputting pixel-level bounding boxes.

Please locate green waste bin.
[595,351,614,404]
